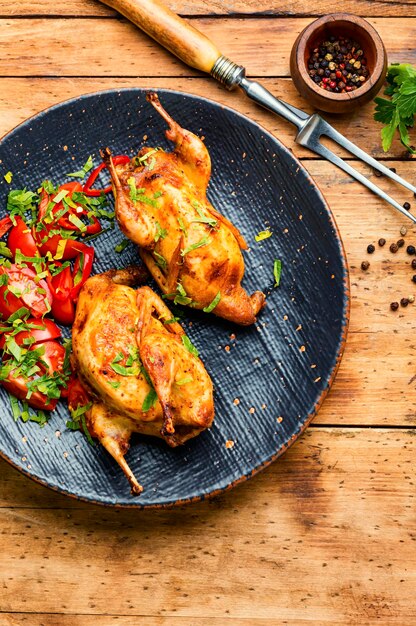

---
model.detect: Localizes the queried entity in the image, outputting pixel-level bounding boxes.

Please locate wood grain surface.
[1,429,416,625]
[0,18,415,77]
[0,0,415,624]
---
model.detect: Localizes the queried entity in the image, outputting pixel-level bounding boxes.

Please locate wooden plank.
[0,428,415,624]
[0,77,411,160]
[0,617,298,626]
[0,18,415,78]
[0,0,415,17]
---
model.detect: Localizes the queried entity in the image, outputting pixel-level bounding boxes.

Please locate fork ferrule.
[211,56,246,90]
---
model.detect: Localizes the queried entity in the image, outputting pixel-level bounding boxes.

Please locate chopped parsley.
[255,229,272,242]
[114,238,130,253]
[163,282,194,306]
[181,236,210,256]
[66,402,94,446]
[67,155,94,178]
[192,204,218,228]
[52,189,69,204]
[154,221,167,242]
[142,388,158,412]
[175,376,194,386]
[154,251,167,270]
[9,394,49,427]
[273,259,282,287]
[4,171,13,184]
[203,291,221,313]
[181,335,199,358]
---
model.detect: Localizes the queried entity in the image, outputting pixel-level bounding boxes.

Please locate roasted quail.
[71,267,214,494]
[102,92,265,326]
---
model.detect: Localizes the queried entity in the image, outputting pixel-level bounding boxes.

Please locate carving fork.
[100,0,416,224]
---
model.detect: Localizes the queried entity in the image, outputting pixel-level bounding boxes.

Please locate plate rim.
[0,86,350,508]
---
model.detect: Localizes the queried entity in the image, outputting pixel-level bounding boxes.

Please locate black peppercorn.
[401,297,409,307]
[390,243,399,253]
[412,259,416,269]
[374,169,383,178]
[361,260,370,270]
[367,244,375,254]
[403,202,411,211]
[389,167,397,174]
[390,302,399,311]
[412,275,416,284]
[378,238,386,247]
[397,238,405,248]
[307,35,369,93]
[406,245,415,255]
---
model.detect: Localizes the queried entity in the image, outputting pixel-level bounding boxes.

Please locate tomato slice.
[1,374,58,410]
[40,340,66,374]
[68,377,90,411]
[1,339,66,411]
[0,318,61,350]
[0,265,52,319]
[8,216,38,258]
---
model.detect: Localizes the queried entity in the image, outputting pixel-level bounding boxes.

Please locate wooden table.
[0,2,415,624]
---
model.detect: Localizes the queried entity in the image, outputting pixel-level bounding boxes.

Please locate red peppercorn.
[336,70,342,78]
[329,81,336,89]
[339,63,345,69]
[345,86,353,92]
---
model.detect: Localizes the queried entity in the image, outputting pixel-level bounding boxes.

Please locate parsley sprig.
[374,63,416,154]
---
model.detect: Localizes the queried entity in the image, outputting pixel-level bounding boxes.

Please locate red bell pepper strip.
[51,265,73,302]
[83,155,130,196]
[0,216,13,238]
[58,213,102,235]
[70,247,94,300]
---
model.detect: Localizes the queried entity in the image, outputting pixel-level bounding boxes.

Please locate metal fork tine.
[310,140,416,225]
[322,121,416,195]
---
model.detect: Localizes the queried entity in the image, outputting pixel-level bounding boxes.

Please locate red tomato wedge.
[0,318,61,349]
[67,377,90,411]
[1,339,66,410]
[0,264,52,319]
[8,216,38,258]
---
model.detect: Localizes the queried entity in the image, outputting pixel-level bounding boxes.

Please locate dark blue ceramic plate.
[0,89,349,507]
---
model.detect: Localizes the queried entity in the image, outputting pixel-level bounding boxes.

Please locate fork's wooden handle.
[100,0,222,73]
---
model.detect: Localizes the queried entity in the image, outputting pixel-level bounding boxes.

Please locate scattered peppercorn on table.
[0,2,415,624]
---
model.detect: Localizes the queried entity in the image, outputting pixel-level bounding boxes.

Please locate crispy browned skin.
[102,92,265,326]
[71,268,214,495]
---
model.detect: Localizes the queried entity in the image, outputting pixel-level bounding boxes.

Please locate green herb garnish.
[114,238,130,253]
[192,204,218,228]
[163,282,194,306]
[154,251,167,270]
[181,335,199,358]
[273,259,282,287]
[374,63,416,154]
[181,236,210,256]
[255,229,272,242]
[154,221,167,242]
[67,155,94,178]
[203,291,221,313]
[175,376,194,386]
[4,171,13,184]
[142,388,158,412]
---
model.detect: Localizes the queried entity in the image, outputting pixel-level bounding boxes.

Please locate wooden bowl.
[290,13,388,114]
